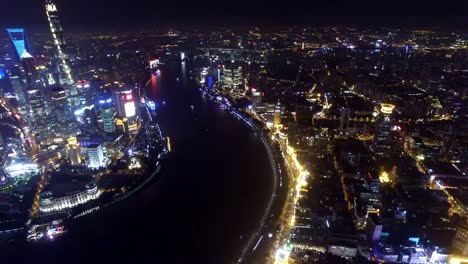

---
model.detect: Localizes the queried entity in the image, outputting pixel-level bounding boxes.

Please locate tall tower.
[65,137,82,165]
[20,51,39,86]
[45,0,74,86]
[274,100,282,127]
[98,95,116,134]
[6,28,34,105]
[6,28,31,61]
[371,103,395,157]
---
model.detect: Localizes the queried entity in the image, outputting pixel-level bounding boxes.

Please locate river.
[1,61,274,263]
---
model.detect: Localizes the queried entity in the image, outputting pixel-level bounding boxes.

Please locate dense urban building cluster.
[0,1,466,262]
[191,27,467,263]
[0,0,166,241]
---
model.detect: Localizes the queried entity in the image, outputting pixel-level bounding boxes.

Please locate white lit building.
[86,143,105,168]
[39,183,101,212]
[3,157,40,179]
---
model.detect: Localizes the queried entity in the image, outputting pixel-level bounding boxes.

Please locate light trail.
[252,235,263,251]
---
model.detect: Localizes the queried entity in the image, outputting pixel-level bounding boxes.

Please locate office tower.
[45,0,74,86]
[6,29,36,107]
[251,88,262,103]
[65,137,82,165]
[20,52,39,86]
[6,28,31,62]
[274,100,282,126]
[7,28,39,89]
[9,75,26,108]
[371,103,395,157]
[25,85,49,147]
[51,86,72,123]
[87,143,105,168]
[98,96,116,133]
[0,67,12,96]
[112,86,136,118]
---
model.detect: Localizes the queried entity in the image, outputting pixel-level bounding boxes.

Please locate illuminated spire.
[6,28,31,60]
[21,50,33,59]
[45,0,74,85]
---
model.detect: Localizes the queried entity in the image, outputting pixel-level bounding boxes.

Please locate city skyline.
[0,0,467,263]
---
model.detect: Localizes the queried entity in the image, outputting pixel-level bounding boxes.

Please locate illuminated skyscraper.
[87,143,105,168]
[6,28,31,61]
[65,137,82,165]
[97,95,116,134]
[20,51,38,86]
[371,103,395,157]
[45,0,74,86]
[274,100,282,126]
[51,86,72,123]
[111,85,136,118]
[6,29,38,105]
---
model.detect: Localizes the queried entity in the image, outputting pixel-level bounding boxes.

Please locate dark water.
[2,62,273,263]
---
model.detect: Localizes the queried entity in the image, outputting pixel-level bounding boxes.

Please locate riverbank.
[197,85,287,263]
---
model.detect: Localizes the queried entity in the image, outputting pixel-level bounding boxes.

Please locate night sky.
[1,0,467,31]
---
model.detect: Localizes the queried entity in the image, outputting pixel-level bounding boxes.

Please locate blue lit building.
[6,28,31,61]
[0,68,14,96]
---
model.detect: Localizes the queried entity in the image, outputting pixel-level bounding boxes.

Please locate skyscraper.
[20,51,38,86]
[6,28,31,62]
[98,95,116,134]
[87,143,105,168]
[274,100,282,127]
[371,103,395,157]
[65,137,82,165]
[50,86,72,123]
[6,29,36,106]
[45,0,74,86]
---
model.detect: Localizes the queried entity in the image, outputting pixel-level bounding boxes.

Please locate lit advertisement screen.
[124,102,135,117]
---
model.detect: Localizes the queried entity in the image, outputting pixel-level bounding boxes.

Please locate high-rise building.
[0,67,13,96]
[9,75,27,108]
[111,86,136,118]
[97,96,116,134]
[7,28,40,90]
[45,0,74,86]
[87,143,105,168]
[51,86,72,123]
[20,52,39,86]
[65,137,82,165]
[274,100,282,126]
[26,87,48,132]
[6,28,31,61]
[371,103,395,157]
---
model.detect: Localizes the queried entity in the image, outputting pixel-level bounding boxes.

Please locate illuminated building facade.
[371,103,395,157]
[6,28,31,61]
[45,0,74,86]
[26,87,48,137]
[112,87,136,118]
[6,29,38,108]
[97,96,116,133]
[9,75,27,108]
[274,100,282,126]
[3,157,40,179]
[87,143,105,168]
[51,86,71,123]
[39,183,101,212]
[65,137,82,165]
